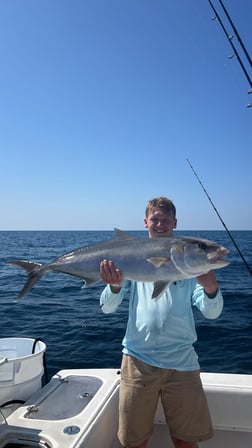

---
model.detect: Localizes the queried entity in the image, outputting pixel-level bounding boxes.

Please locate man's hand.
[100,260,123,293]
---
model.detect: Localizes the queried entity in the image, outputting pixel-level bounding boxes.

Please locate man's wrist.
[204,287,218,299]
[110,283,122,293]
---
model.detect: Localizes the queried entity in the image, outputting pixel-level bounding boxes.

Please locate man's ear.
[144,218,148,229]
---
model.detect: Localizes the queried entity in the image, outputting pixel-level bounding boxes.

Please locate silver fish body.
[8,229,230,300]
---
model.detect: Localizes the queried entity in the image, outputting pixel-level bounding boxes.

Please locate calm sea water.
[0,230,252,380]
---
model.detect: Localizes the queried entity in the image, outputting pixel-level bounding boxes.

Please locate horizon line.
[0,229,251,232]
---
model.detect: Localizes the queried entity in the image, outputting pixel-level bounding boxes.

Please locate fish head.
[170,236,230,276]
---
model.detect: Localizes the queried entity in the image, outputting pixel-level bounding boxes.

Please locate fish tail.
[8,260,46,300]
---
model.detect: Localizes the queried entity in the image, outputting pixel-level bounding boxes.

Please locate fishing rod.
[186,158,252,277]
[207,0,252,105]
[217,0,252,68]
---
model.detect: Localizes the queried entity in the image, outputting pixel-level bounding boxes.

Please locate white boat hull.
[0,369,252,447]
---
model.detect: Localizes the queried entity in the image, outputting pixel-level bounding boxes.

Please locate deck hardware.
[26,405,39,413]
[79,392,91,398]
[63,425,80,435]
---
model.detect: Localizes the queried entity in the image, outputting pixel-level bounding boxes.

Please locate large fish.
[8,229,229,300]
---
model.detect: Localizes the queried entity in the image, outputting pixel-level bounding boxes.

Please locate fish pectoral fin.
[114,228,136,240]
[147,257,170,268]
[152,281,170,300]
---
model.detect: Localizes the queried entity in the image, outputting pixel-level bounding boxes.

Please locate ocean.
[0,230,252,380]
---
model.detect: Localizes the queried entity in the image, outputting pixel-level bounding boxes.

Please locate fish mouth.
[207,246,229,264]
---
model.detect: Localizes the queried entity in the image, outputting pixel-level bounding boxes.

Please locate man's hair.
[145,197,176,218]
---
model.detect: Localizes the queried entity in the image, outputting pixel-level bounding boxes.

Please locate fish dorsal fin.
[147,257,170,268]
[114,228,136,240]
[152,281,170,300]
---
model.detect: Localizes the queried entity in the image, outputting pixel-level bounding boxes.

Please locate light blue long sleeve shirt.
[100,279,223,371]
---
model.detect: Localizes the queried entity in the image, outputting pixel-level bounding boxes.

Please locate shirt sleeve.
[192,282,224,320]
[100,281,129,314]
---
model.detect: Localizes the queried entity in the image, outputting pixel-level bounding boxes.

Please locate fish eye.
[197,242,208,251]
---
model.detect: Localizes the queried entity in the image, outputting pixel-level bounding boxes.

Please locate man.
[100,197,223,448]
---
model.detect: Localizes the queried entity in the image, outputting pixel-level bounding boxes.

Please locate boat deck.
[1,369,252,448]
[109,425,252,448]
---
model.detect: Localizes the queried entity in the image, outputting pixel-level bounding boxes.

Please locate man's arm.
[197,271,219,298]
[99,260,125,314]
[193,271,223,319]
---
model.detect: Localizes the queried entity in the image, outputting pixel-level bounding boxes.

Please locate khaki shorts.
[118,355,213,447]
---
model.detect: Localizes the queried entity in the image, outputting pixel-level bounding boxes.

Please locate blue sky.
[1,0,251,231]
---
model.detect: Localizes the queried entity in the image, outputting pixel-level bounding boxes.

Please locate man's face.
[144,207,177,238]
